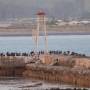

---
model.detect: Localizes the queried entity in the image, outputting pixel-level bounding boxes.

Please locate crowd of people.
[0,50,86,57]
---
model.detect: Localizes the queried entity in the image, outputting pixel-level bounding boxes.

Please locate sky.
[0,0,90,20]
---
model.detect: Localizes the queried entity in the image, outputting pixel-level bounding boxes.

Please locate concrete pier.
[0,54,90,88]
[0,56,26,76]
[23,64,90,88]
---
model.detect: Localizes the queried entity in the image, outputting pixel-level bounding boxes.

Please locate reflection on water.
[0,77,76,90]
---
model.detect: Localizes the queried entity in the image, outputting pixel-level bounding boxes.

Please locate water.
[0,77,76,90]
[0,35,90,55]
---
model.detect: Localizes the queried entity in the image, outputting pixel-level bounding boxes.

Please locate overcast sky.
[0,0,74,6]
[0,0,90,19]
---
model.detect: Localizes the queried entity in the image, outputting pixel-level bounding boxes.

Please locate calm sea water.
[0,35,90,55]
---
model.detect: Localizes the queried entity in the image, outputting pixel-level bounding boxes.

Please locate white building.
[68,21,80,25]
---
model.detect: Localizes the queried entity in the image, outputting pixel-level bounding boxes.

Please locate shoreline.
[0,32,90,37]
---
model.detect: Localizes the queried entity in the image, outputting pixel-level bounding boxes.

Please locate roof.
[36,11,45,15]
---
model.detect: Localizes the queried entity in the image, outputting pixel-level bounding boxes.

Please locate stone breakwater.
[0,54,90,88]
[0,56,26,76]
[0,67,25,76]
[23,64,90,88]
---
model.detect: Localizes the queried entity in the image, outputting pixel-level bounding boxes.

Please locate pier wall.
[0,55,90,87]
[0,56,26,77]
[73,58,90,68]
[0,67,25,77]
[23,64,90,88]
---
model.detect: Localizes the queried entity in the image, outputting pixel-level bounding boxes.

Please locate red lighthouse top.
[36,10,45,16]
